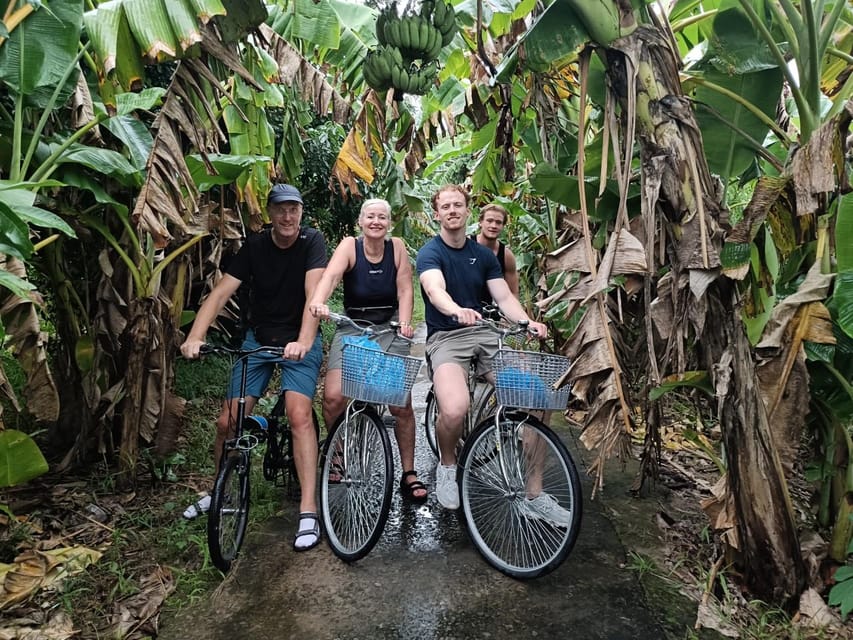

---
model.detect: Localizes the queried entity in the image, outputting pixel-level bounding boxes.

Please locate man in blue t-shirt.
[180,183,327,552]
[416,185,547,510]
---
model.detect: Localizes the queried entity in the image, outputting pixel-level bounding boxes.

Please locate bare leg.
[286,391,318,514]
[322,368,346,429]
[432,362,470,466]
[390,398,426,500]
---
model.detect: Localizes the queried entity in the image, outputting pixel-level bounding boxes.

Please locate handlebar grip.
[199,344,214,355]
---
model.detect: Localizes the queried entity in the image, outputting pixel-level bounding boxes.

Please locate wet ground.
[158,327,684,640]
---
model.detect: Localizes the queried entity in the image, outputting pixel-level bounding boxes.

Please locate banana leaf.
[123,0,178,61]
[0,0,83,108]
[837,192,853,273]
[167,0,204,53]
[0,430,48,488]
[188,0,227,22]
[690,64,783,182]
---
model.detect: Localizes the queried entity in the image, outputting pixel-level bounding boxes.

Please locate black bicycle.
[199,344,315,572]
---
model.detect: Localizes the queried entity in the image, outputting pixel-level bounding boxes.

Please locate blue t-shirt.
[416,235,503,336]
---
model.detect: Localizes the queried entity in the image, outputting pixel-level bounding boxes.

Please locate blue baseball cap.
[268,183,303,204]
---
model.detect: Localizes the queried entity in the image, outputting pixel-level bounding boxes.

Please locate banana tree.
[500,0,853,609]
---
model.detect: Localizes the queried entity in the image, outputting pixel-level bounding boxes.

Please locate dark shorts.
[227,331,322,400]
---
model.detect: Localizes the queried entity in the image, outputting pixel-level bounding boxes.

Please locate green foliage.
[300,119,362,245]
[174,354,233,401]
[0,429,49,487]
[829,565,853,619]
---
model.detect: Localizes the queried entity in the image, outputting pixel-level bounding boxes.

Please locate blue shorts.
[227,331,322,400]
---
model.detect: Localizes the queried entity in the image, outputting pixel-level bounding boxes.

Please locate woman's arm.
[307,236,356,314]
[393,237,415,337]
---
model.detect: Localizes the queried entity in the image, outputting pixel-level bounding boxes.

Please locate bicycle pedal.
[382,415,396,429]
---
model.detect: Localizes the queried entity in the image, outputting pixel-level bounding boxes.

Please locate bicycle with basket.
[318,312,422,561]
[457,318,583,579]
[197,343,317,572]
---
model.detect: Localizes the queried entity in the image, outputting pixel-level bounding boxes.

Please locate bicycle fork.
[490,408,528,500]
[338,402,375,485]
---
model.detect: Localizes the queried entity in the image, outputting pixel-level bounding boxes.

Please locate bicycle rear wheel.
[320,406,393,561]
[459,410,582,579]
[423,388,439,456]
[207,450,251,572]
[424,384,495,458]
[472,383,497,424]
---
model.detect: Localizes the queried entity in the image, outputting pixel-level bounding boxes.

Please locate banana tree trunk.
[605,25,806,604]
[117,296,172,487]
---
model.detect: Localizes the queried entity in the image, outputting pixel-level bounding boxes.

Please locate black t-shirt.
[227,227,327,343]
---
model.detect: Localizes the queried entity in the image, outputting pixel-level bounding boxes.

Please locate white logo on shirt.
[469,258,477,265]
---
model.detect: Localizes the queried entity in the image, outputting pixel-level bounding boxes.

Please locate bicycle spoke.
[321,410,393,561]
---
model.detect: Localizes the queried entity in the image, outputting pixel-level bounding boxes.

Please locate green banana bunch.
[432,1,457,46]
[375,1,397,47]
[363,49,392,92]
[381,9,443,62]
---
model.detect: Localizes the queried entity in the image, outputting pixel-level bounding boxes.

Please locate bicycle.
[198,344,316,572]
[456,319,582,579]
[318,312,422,561]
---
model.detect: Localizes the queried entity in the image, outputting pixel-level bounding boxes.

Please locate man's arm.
[503,247,520,297]
[487,277,547,337]
[180,274,242,358]
[291,267,326,360]
[420,269,481,325]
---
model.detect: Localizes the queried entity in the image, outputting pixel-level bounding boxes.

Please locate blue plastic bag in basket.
[342,335,405,399]
[496,366,551,407]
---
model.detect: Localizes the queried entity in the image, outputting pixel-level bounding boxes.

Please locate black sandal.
[293,512,321,551]
[400,470,428,503]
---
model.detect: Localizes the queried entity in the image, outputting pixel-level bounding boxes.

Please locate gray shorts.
[425,325,498,379]
[327,321,411,371]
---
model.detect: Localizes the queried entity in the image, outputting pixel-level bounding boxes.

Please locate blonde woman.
[308,199,426,502]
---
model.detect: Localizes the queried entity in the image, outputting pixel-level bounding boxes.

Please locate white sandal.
[183,494,211,519]
[293,512,321,551]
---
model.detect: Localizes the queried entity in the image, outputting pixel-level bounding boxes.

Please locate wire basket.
[491,349,571,410]
[341,342,422,407]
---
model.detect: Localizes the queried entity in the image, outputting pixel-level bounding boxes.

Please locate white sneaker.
[183,494,211,519]
[435,464,459,510]
[521,493,573,528]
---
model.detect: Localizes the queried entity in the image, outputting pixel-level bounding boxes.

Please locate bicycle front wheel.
[207,451,251,572]
[459,411,582,579]
[320,406,393,562]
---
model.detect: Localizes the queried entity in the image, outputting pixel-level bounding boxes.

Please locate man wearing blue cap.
[180,183,327,551]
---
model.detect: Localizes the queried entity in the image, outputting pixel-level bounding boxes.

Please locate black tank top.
[343,238,398,323]
[471,234,506,304]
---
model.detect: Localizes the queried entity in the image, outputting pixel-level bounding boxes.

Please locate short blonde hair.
[359,198,392,220]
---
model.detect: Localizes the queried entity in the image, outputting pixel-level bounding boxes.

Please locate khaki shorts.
[327,320,411,371]
[425,325,499,379]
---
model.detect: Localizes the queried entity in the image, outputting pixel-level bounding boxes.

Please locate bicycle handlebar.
[198,344,285,358]
[324,311,414,344]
